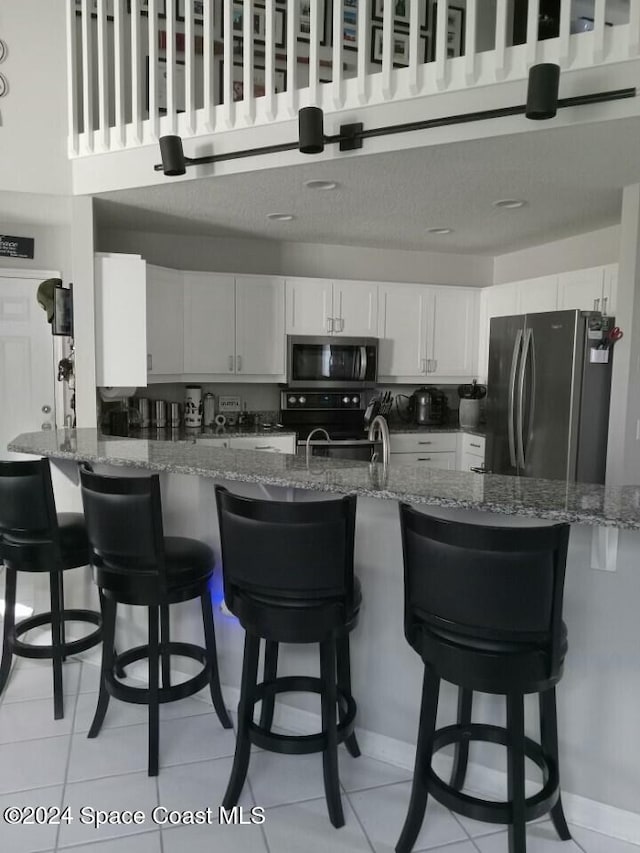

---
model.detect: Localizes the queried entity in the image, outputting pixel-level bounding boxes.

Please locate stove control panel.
[281,390,370,410]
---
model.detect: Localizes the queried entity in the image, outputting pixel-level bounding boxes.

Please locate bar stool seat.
[0,460,103,721]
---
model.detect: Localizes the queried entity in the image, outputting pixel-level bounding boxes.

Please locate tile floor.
[0,657,637,853]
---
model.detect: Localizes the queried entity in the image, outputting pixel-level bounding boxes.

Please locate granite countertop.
[9,429,640,530]
[102,425,298,441]
[387,423,486,437]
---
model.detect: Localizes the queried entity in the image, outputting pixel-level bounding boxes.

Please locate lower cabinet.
[197,435,295,454]
[392,450,457,470]
[390,432,485,472]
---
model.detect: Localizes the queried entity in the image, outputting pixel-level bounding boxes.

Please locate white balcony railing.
[67,0,640,157]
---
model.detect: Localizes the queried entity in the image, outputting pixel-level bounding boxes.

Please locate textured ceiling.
[95,116,640,255]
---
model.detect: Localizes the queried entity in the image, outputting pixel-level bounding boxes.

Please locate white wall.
[0,0,71,195]
[0,193,72,279]
[96,227,494,286]
[493,224,621,283]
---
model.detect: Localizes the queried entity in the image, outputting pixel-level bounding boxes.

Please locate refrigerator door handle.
[508,329,523,468]
[516,328,533,469]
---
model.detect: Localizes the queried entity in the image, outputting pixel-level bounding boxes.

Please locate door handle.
[360,346,367,381]
[516,328,532,469]
[228,355,234,371]
[508,328,523,469]
[236,355,242,372]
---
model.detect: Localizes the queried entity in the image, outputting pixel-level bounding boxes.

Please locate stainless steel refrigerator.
[486,310,614,483]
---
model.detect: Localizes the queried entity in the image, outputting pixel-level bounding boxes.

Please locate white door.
[558,267,604,311]
[146,265,184,376]
[183,272,235,374]
[378,284,428,379]
[0,275,56,459]
[517,275,559,314]
[235,276,285,376]
[333,280,378,336]
[285,278,333,335]
[428,288,478,378]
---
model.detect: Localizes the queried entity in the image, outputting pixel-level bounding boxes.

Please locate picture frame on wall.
[128,0,167,18]
[371,0,427,29]
[297,0,326,44]
[219,61,287,103]
[428,1,464,59]
[342,4,357,51]
[230,4,286,48]
[176,0,205,24]
[370,25,428,66]
[145,56,186,114]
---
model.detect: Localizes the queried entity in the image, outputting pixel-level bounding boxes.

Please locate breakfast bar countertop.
[9,428,640,531]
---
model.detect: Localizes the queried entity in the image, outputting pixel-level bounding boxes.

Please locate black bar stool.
[396,505,572,853]
[215,486,361,828]
[0,458,102,720]
[80,469,232,776]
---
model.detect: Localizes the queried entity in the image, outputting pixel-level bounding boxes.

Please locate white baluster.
[222,0,234,127]
[558,0,571,68]
[130,0,142,144]
[593,0,606,63]
[408,0,420,96]
[464,0,478,86]
[243,0,255,124]
[356,0,370,104]
[80,0,94,153]
[96,0,109,150]
[494,0,508,81]
[148,0,159,140]
[381,0,394,99]
[525,0,540,68]
[308,0,320,106]
[434,0,448,90]
[630,0,640,57]
[265,0,276,121]
[186,0,197,135]
[65,0,79,156]
[332,0,345,108]
[113,0,126,148]
[286,0,299,115]
[166,0,176,133]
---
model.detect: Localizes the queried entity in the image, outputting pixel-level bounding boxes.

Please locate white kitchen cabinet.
[146,265,184,377]
[558,267,605,312]
[229,435,296,454]
[392,451,457,470]
[285,278,378,336]
[235,276,285,376]
[517,275,558,314]
[184,272,236,374]
[458,433,486,473]
[197,437,230,449]
[390,433,457,453]
[95,252,148,388]
[379,285,478,381]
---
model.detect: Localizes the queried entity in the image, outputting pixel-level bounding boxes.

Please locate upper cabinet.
[517,275,559,314]
[285,278,378,336]
[235,276,285,376]
[95,252,147,388]
[184,272,236,374]
[558,264,618,314]
[378,284,478,381]
[146,265,184,376]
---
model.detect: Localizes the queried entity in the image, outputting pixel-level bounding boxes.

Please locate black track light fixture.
[526,63,561,120]
[155,80,635,176]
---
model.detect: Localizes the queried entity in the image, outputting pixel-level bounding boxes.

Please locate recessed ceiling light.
[304,179,339,190]
[493,199,528,209]
[267,213,296,221]
[427,227,453,235]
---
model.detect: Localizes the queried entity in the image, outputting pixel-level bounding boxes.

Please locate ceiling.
[95,114,640,257]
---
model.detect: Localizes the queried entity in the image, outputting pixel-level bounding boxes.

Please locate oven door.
[297,439,382,462]
[287,336,378,388]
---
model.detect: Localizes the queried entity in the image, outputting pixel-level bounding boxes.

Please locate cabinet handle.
[338,318,345,332]
[236,355,242,372]
[594,298,601,311]
[432,359,437,373]
[327,317,334,333]
[228,355,234,371]
[418,457,432,461]
[147,353,153,371]
[255,445,273,450]
[421,358,427,374]
[602,296,608,315]
[470,442,481,448]
[418,441,432,445]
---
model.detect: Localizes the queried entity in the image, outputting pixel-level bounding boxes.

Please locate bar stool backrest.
[399,505,570,677]
[80,469,165,578]
[215,486,356,607]
[0,458,57,539]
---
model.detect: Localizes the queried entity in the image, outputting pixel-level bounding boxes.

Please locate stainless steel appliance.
[286,336,378,389]
[396,387,449,426]
[280,390,382,461]
[153,400,168,428]
[486,310,615,483]
[136,397,150,428]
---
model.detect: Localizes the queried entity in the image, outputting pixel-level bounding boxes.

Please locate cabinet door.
[235,276,285,376]
[285,278,333,335]
[428,288,478,378]
[477,283,519,382]
[558,267,604,311]
[183,272,235,374]
[517,275,558,314]
[229,435,296,453]
[378,284,428,379]
[94,253,147,387]
[391,451,457,470]
[603,264,618,315]
[333,280,378,336]
[146,265,184,376]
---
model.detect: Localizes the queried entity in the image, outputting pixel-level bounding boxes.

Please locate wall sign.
[0,235,35,259]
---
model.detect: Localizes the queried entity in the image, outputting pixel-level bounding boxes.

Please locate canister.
[203,393,216,427]
[184,385,203,428]
[169,402,181,428]
[154,400,167,428]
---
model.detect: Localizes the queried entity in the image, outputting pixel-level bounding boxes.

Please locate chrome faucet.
[368,415,390,469]
[305,427,331,466]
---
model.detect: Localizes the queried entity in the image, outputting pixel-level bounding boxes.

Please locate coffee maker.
[410,386,448,426]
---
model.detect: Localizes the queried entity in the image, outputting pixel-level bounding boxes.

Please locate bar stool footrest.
[106,642,210,705]
[428,722,560,825]
[12,609,102,659]
[248,675,356,755]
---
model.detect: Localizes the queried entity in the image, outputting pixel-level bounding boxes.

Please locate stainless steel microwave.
[286,336,378,388]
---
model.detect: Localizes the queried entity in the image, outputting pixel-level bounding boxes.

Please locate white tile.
[73,690,220,734]
[55,831,162,853]
[57,772,159,847]
[474,820,584,852]
[348,782,468,852]
[247,750,329,807]
[570,824,640,852]
[263,796,373,853]
[0,697,74,743]
[417,845,478,853]
[338,753,413,793]
[0,784,63,853]
[157,756,253,815]
[158,714,237,768]
[162,820,269,853]
[0,736,71,794]
[78,661,102,694]
[2,660,80,704]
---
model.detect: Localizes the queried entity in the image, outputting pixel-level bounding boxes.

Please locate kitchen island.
[8,429,640,843]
